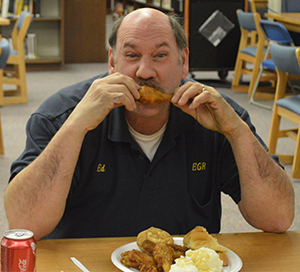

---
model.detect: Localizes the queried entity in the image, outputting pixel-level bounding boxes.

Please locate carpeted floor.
[0,65,299,237]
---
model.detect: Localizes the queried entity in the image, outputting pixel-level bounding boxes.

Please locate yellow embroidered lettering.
[192,162,206,171]
[97,164,106,172]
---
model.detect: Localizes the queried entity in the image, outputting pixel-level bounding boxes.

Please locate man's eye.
[126,53,137,58]
[156,53,168,58]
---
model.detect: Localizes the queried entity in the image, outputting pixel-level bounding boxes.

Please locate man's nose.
[136,57,156,79]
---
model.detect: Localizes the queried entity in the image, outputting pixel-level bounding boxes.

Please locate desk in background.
[265,12,300,33]
[37,231,300,271]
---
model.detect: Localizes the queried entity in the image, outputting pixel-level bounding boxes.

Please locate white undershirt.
[127,122,167,161]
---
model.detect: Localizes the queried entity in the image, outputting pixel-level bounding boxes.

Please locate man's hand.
[69,73,140,133]
[171,81,243,136]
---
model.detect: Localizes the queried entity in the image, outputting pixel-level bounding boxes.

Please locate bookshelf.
[1,0,65,70]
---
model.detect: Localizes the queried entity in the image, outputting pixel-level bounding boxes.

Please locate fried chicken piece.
[168,244,189,259]
[120,249,157,271]
[140,263,158,272]
[152,242,175,272]
[138,86,173,103]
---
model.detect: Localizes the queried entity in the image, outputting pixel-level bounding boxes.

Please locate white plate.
[111,237,243,272]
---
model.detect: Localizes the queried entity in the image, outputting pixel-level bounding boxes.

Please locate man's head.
[109,10,188,57]
[108,8,189,94]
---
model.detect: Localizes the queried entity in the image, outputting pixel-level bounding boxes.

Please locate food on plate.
[169,247,223,272]
[120,226,228,272]
[183,226,228,266]
[138,86,173,103]
[137,227,174,255]
[121,242,187,272]
[153,242,175,272]
[120,249,157,271]
[169,244,189,259]
[152,242,188,272]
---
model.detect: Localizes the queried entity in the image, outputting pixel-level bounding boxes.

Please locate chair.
[1,11,33,105]
[0,38,11,155]
[268,42,300,179]
[249,0,268,18]
[249,20,295,110]
[247,0,269,45]
[232,10,273,100]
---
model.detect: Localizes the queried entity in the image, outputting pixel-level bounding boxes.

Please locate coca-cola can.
[1,229,36,272]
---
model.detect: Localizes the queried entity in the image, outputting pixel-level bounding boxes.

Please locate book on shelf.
[25,33,37,59]
[1,0,10,18]
[1,0,40,17]
[34,0,40,17]
[15,0,24,16]
[152,0,161,8]
[23,0,29,12]
[8,0,15,17]
[162,0,171,10]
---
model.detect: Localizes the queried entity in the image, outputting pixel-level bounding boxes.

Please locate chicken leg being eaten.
[138,86,173,103]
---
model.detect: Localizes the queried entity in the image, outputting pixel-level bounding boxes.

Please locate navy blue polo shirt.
[9,72,278,239]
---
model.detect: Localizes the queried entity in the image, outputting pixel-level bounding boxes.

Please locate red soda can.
[1,229,36,272]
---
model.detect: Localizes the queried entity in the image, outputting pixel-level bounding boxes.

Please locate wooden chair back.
[268,42,300,178]
[0,38,11,155]
[2,11,33,105]
[249,0,268,13]
[232,9,273,100]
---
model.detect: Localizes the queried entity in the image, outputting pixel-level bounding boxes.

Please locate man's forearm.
[4,120,86,240]
[226,122,295,233]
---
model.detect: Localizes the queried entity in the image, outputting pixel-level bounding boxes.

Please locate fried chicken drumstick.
[153,243,188,272]
[153,243,174,272]
[138,86,173,103]
[121,249,157,271]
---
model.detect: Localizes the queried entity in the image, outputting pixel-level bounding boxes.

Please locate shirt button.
[139,154,145,160]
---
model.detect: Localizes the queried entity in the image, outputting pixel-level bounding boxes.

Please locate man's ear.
[181,47,189,79]
[108,48,115,74]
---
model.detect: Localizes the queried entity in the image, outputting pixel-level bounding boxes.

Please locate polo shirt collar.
[108,105,195,144]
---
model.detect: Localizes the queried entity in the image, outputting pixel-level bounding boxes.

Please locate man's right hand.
[69,73,140,133]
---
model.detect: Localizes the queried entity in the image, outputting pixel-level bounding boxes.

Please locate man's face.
[108,10,189,117]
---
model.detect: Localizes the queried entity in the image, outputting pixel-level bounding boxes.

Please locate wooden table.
[265,12,300,33]
[36,231,300,271]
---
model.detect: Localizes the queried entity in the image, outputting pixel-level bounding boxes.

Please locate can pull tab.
[15,232,26,237]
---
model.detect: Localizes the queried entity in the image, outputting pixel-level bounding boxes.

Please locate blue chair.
[0,38,11,155]
[232,10,268,98]
[268,42,300,179]
[2,11,33,105]
[249,20,296,110]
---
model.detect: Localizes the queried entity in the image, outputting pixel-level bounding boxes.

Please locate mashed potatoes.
[169,247,223,272]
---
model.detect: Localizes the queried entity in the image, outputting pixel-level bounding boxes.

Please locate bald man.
[5,8,294,240]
